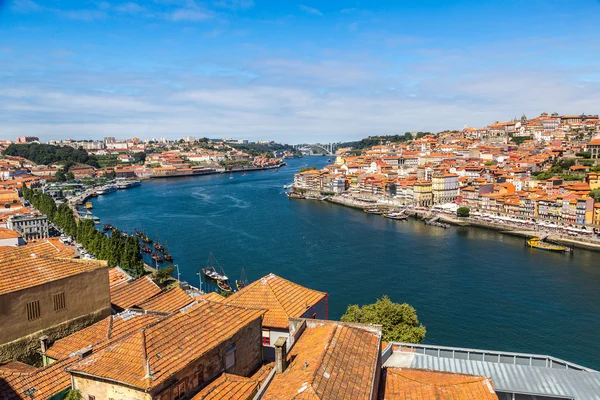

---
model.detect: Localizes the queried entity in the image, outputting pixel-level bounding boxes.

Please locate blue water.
[91,158,600,369]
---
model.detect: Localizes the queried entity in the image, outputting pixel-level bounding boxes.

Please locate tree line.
[21,185,144,277]
[4,143,100,168]
[339,132,435,153]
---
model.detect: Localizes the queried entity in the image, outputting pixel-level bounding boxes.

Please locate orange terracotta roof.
[379,368,497,400]
[0,357,74,400]
[0,228,21,239]
[0,256,106,296]
[45,310,164,360]
[108,267,132,288]
[218,274,327,329]
[0,362,37,375]
[137,286,194,313]
[109,276,161,309]
[0,239,75,259]
[263,321,381,400]
[191,364,273,400]
[67,301,265,391]
[201,291,226,302]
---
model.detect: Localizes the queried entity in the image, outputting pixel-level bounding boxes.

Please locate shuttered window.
[53,292,66,312]
[26,300,40,321]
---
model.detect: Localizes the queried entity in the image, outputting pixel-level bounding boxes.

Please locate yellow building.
[587,172,600,191]
[413,180,433,207]
[594,203,600,226]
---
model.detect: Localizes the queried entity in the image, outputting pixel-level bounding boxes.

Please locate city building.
[6,214,49,241]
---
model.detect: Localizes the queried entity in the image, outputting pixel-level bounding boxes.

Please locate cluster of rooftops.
[0,240,597,399]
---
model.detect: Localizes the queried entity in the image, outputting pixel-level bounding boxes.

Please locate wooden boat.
[384,213,408,220]
[364,208,384,215]
[527,238,568,252]
[142,246,152,254]
[203,252,229,281]
[217,280,232,292]
[154,242,164,252]
[236,268,248,290]
[102,224,114,231]
[164,253,173,262]
[85,202,93,209]
[287,192,305,199]
[151,253,164,263]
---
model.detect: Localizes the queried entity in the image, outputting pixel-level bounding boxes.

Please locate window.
[88,396,95,400]
[26,300,40,321]
[53,292,66,312]
[224,345,236,372]
[312,312,317,319]
[262,329,270,346]
[174,380,186,400]
[195,366,204,387]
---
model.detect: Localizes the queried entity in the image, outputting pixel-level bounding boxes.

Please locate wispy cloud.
[169,8,213,21]
[11,0,43,13]
[114,2,146,14]
[299,4,323,17]
[213,0,255,10]
[57,9,107,21]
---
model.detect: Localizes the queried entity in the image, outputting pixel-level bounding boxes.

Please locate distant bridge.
[294,143,338,156]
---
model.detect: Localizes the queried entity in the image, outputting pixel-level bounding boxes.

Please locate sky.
[1,0,600,143]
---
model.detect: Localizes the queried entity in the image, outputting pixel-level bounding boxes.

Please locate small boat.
[287,192,304,199]
[283,184,294,189]
[141,235,152,244]
[151,253,164,263]
[527,238,568,252]
[102,224,114,231]
[135,230,144,238]
[364,208,384,215]
[242,173,247,177]
[385,213,408,221]
[142,246,152,254]
[236,268,248,290]
[164,253,173,262]
[154,243,164,252]
[217,280,232,292]
[85,202,93,209]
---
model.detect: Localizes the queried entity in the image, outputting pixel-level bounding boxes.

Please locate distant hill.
[3,143,100,168]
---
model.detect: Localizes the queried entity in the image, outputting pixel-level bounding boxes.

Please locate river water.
[90,157,600,369]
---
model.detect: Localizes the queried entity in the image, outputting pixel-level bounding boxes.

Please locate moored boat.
[85,202,93,209]
[164,253,173,262]
[217,280,232,292]
[102,224,114,231]
[96,185,117,195]
[203,266,228,281]
[527,238,568,252]
[142,246,152,254]
[236,268,248,290]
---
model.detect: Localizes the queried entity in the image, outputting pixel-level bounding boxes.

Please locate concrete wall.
[74,376,151,400]
[0,268,111,363]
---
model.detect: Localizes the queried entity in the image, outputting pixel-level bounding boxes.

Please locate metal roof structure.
[384,343,600,400]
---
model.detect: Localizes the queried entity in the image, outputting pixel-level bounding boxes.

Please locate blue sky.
[1,0,600,143]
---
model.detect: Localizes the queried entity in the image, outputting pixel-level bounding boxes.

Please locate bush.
[456,206,470,217]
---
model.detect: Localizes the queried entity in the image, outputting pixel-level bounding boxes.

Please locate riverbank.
[319,194,600,252]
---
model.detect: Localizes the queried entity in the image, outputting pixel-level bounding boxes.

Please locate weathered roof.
[45,310,164,360]
[0,356,74,400]
[191,364,273,400]
[379,368,497,400]
[263,320,381,400]
[216,273,327,329]
[137,286,194,313]
[109,276,161,309]
[0,239,75,259]
[0,256,106,296]
[108,266,132,288]
[0,228,21,239]
[68,300,265,390]
[384,343,600,400]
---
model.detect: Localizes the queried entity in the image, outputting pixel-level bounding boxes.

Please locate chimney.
[39,335,49,354]
[274,337,288,374]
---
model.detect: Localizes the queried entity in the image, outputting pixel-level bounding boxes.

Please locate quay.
[304,194,600,252]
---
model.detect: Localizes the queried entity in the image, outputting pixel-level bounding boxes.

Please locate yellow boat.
[85,202,93,209]
[527,237,568,252]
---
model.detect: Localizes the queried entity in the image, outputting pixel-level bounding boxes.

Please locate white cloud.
[169,8,213,21]
[11,0,43,13]
[299,4,323,17]
[115,2,146,14]
[213,0,255,10]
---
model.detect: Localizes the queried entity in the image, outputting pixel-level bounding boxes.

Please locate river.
[90,157,600,369]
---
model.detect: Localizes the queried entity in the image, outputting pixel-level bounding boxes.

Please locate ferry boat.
[283,184,293,190]
[85,202,93,209]
[527,237,569,252]
[116,180,141,189]
[96,185,117,195]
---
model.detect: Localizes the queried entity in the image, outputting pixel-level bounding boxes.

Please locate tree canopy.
[456,206,470,217]
[340,295,426,343]
[3,143,100,168]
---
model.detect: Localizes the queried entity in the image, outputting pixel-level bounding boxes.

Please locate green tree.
[341,296,426,343]
[153,266,174,286]
[456,206,470,217]
[300,166,318,172]
[590,189,600,202]
[63,389,82,400]
[133,152,147,164]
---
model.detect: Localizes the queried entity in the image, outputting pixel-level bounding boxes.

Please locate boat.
[151,253,164,263]
[217,280,232,292]
[96,185,117,195]
[287,192,304,199]
[384,213,408,221]
[203,266,228,281]
[85,202,93,209]
[92,216,101,224]
[102,224,114,231]
[527,237,568,252]
[236,268,248,290]
[116,180,142,189]
[202,252,229,281]
[364,208,384,215]
[164,253,173,262]
[154,242,164,252]
[283,184,293,190]
[142,246,152,254]
[242,173,247,177]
